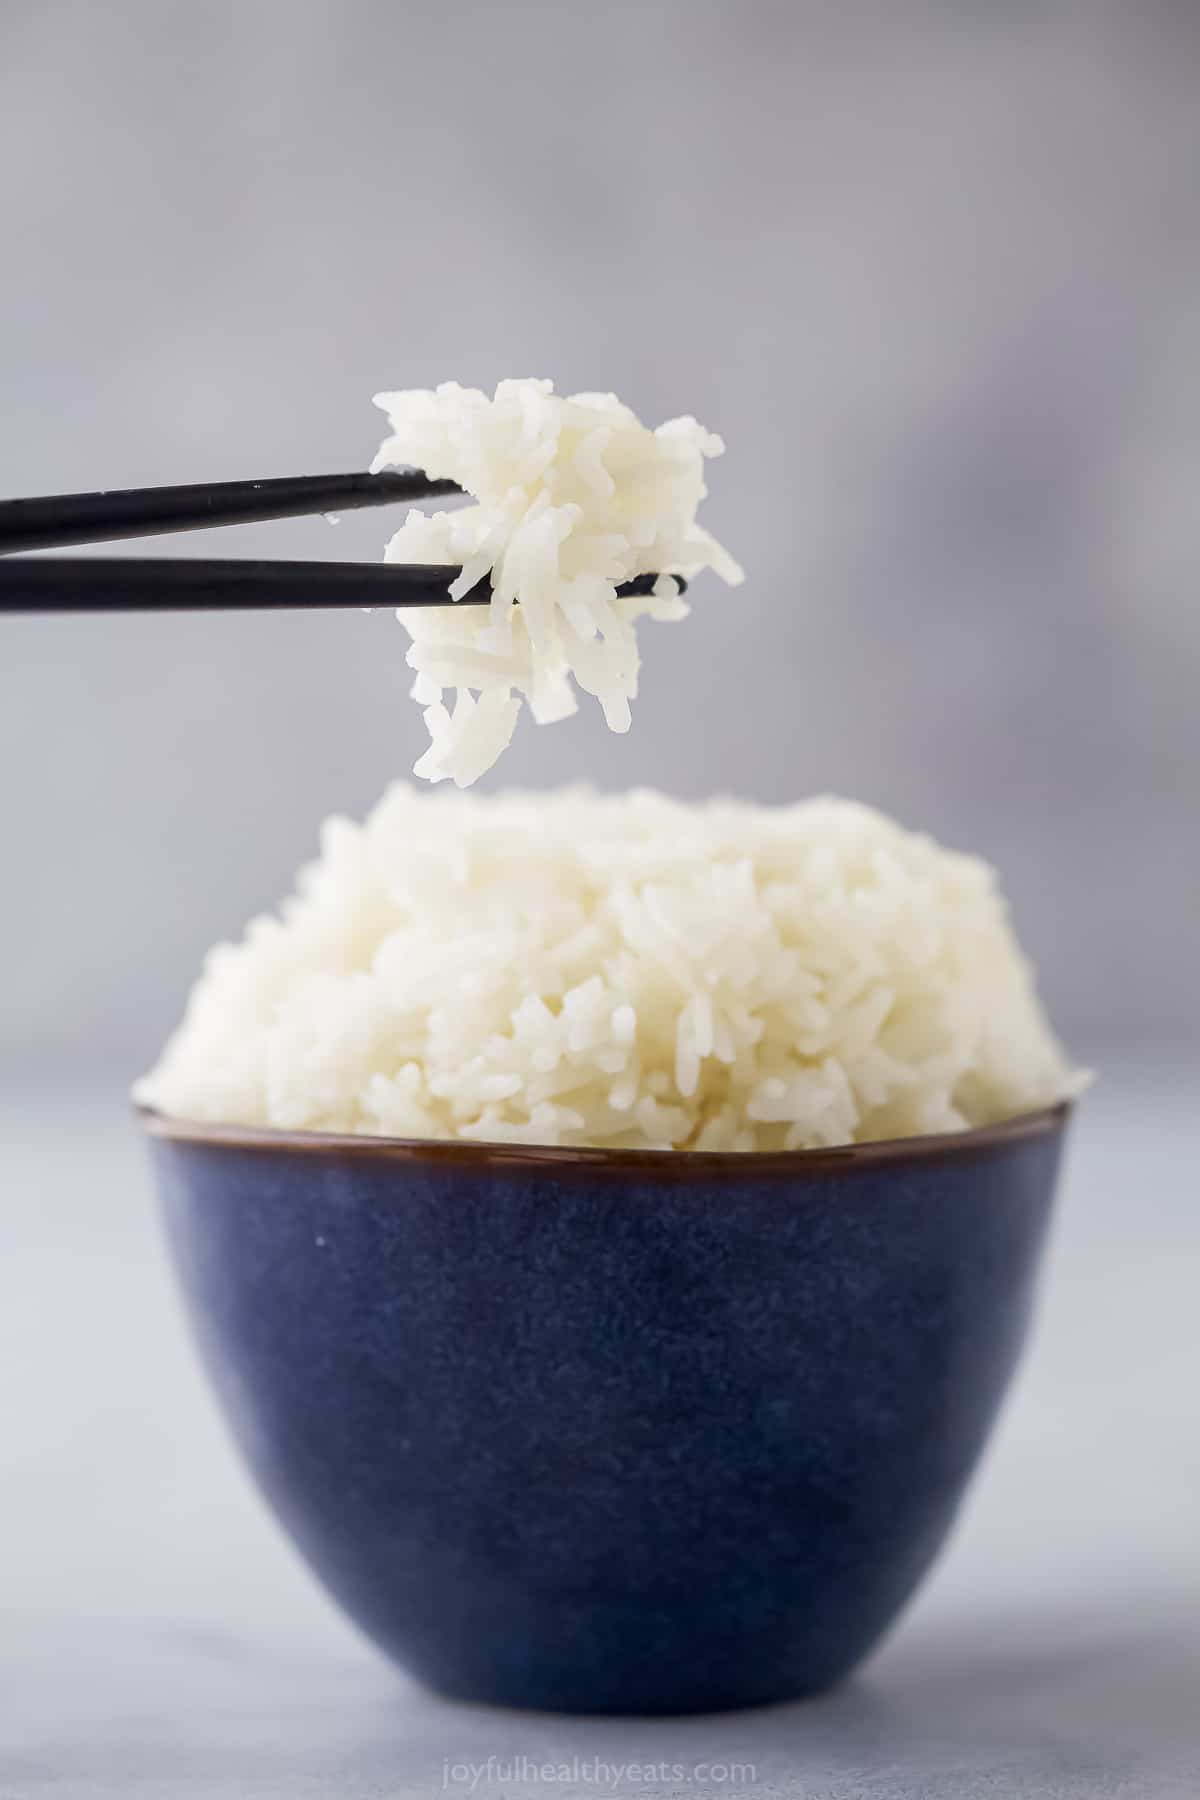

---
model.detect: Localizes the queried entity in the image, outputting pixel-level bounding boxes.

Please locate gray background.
[2,0,1198,1075]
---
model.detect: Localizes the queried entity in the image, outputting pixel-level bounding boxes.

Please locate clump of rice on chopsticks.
[371,379,743,786]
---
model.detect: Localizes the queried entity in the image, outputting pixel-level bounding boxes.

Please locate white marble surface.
[1,1064,1197,1798]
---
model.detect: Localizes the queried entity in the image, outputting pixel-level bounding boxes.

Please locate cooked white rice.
[371,379,743,787]
[136,786,1083,1151]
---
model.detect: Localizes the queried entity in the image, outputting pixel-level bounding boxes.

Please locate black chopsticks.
[0,470,461,556]
[0,469,682,614]
[0,558,677,614]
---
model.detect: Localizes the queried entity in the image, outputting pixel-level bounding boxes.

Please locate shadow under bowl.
[142,1104,1070,1715]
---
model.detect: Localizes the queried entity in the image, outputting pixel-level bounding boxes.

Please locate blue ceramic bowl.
[143,1104,1069,1715]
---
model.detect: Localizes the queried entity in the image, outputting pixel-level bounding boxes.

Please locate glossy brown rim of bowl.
[137,1099,1071,1181]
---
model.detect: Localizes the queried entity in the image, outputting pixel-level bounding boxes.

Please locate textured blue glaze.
[149,1119,1065,1714]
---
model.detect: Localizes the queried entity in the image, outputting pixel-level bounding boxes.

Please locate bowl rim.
[137,1099,1071,1180]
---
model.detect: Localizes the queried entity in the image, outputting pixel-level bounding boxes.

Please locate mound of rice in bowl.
[136,787,1084,1151]
[371,379,743,786]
